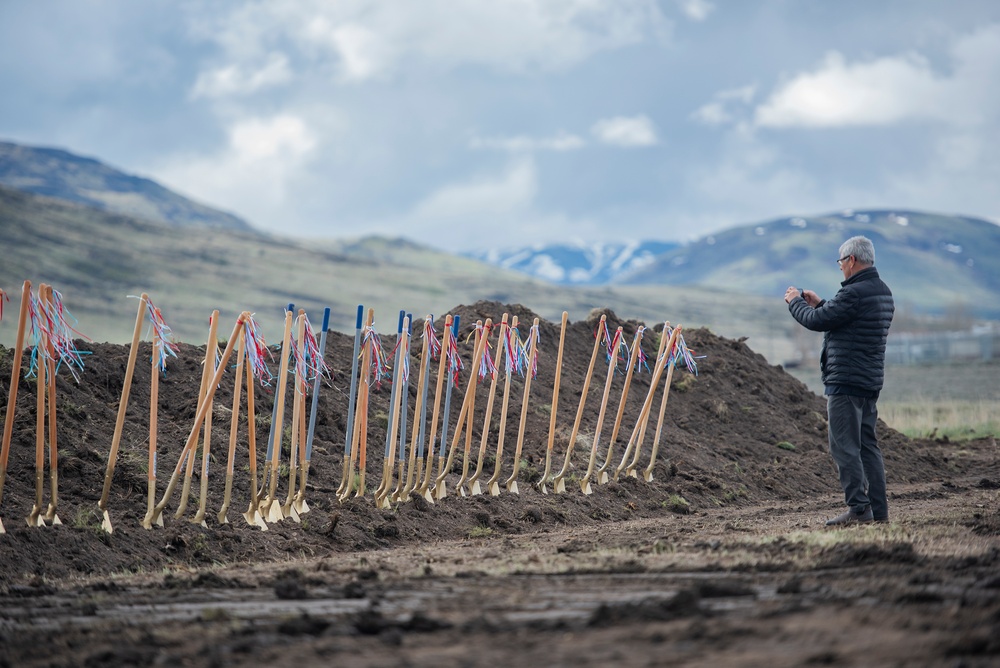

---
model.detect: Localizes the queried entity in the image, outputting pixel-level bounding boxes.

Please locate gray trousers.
[827,394,888,520]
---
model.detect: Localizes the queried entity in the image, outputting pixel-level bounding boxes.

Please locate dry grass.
[789,362,1000,439]
[880,400,1000,439]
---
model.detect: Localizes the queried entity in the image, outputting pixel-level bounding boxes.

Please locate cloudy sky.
[2,1,999,251]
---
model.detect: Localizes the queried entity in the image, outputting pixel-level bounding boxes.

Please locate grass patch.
[468,526,494,539]
[881,400,1000,439]
[73,506,102,530]
[673,375,697,393]
[662,494,691,514]
[722,484,749,503]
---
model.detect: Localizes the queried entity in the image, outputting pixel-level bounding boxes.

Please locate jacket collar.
[841,265,879,287]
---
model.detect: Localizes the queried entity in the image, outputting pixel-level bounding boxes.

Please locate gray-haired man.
[784,235,895,525]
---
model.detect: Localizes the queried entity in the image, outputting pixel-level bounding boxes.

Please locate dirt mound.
[0,301,932,584]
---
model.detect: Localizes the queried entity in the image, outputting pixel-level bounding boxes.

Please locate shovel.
[98,292,148,533]
[596,327,643,484]
[609,326,681,482]
[375,311,406,505]
[177,312,218,522]
[435,317,490,500]
[262,309,294,522]
[149,314,246,526]
[485,316,518,496]
[400,315,433,500]
[505,318,540,494]
[143,324,164,529]
[538,312,568,494]
[296,307,331,515]
[216,328,246,525]
[391,314,414,503]
[468,314,508,496]
[616,321,670,480]
[348,309,375,501]
[0,281,32,534]
[430,316,460,499]
[376,315,410,508]
[28,285,51,528]
[187,311,219,529]
[580,326,623,495]
[416,315,451,503]
[455,321,483,497]
[280,312,307,522]
[242,330,267,531]
[337,305,364,497]
[551,315,605,494]
[643,327,683,482]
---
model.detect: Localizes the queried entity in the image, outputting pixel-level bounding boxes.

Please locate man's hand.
[785,287,822,306]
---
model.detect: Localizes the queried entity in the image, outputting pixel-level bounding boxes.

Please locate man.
[784,235,894,525]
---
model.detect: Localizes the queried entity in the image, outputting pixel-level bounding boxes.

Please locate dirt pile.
[0,301,928,583]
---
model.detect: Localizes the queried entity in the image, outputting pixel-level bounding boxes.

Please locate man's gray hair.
[839,235,875,265]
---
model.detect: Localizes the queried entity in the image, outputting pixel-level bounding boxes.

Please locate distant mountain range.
[476,210,1000,320]
[620,210,1000,319]
[468,240,679,285]
[0,140,249,230]
[2,138,998,341]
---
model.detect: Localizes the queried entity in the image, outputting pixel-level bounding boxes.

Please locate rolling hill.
[620,210,1000,319]
[7,139,994,363]
[0,185,794,357]
[0,140,249,231]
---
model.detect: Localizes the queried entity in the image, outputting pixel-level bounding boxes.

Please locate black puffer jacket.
[788,266,894,392]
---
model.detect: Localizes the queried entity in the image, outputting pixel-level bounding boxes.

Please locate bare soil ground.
[1,301,998,667]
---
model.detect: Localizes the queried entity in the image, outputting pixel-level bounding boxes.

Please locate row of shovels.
[1,284,687,534]
[335,307,685,510]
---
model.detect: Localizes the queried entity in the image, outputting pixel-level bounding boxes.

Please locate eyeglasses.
[837,255,853,266]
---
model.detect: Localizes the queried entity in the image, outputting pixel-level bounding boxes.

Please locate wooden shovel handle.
[99,292,148,510]
[553,315,605,482]
[436,318,491,486]
[152,313,247,518]
[470,315,508,486]
[583,326,622,481]
[620,321,671,474]
[1,281,32,482]
[506,318,540,485]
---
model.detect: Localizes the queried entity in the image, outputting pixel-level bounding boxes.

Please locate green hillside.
[0,140,249,231]
[0,185,794,356]
[622,210,1000,319]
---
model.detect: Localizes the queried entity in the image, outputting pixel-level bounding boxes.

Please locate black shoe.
[825,507,874,526]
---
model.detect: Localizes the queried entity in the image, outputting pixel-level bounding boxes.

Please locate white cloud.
[691,101,730,126]
[755,51,944,128]
[591,115,659,146]
[190,52,292,98]
[398,157,607,250]
[718,85,756,104]
[755,25,1000,129]
[414,158,537,220]
[686,132,818,220]
[305,20,390,82]
[676,0,714,22]
[469,132,585,153]
[154,113,317,216]
[692,84,755,125]
[189,0,671,87]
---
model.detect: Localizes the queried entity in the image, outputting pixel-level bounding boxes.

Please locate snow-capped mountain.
[468,240,680,285]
